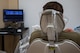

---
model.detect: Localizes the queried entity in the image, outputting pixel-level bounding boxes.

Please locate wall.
[0,0,19,28]
[19,0,80,35]
[4,0,19,27]
[8,0,18,9]
[0,0,9,28]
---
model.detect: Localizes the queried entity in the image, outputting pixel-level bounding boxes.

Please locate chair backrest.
[27,38,48,53]
[27,39,80,53]
[27,9,80,53]
[55,40,80,53]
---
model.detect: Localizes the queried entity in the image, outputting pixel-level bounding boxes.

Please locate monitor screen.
[3,9,23,22]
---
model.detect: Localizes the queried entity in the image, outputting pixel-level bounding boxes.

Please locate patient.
[30,1,80,45]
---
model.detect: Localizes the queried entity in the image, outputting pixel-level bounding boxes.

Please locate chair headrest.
[40,9,65,34]
[40,9,65,41]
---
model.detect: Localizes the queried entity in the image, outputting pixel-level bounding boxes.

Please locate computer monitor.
[3,9,24,22]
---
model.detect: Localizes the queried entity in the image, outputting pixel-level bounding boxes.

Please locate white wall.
[19,0,80,35]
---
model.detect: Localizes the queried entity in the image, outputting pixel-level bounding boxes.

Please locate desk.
[0,27,28,53]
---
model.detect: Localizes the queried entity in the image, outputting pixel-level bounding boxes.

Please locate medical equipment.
[15,9,80,53]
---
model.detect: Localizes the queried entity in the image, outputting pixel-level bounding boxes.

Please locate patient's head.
[43,1,64,13]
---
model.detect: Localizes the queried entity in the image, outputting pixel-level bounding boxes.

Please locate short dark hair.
[43,1,64,13]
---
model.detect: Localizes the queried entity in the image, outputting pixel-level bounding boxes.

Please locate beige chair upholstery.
[28,36,80,53]
[0,51,6,53]
[27,39,48,53]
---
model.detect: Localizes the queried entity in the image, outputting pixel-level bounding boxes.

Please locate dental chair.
[27,9,80,53]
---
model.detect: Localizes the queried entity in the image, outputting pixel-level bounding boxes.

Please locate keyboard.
[0,28,16,35]
[0,32,8,34]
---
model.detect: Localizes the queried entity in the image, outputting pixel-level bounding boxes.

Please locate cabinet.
[0,27,28,53]
[0,34,20,53]
[4,35,20,53]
